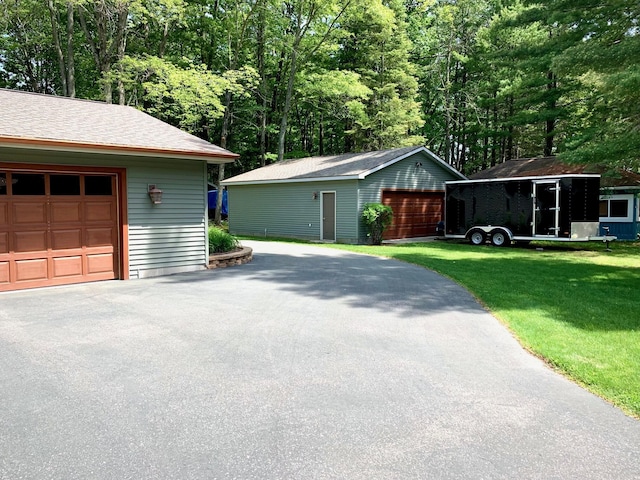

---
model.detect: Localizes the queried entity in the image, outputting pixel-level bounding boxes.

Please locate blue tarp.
[208,190,228,216]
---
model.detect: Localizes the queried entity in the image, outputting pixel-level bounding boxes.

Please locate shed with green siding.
[0,89,237,292]
[223,146,466,243]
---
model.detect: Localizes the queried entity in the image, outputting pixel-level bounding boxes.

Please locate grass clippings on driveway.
[323,240,640,418]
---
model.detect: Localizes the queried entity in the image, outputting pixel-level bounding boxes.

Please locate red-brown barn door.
[382,190,444,240]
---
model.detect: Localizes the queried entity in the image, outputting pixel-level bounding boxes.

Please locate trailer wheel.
[490,230,509,247]
[469,230,486,246]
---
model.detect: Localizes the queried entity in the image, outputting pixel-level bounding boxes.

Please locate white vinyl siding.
[228,180,359,243]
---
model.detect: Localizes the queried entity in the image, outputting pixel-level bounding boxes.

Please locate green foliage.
[208,225,240,254]
[113,55,229,136]
[339,0,425,151]
[361,203,393,245]
[1,0,638,169]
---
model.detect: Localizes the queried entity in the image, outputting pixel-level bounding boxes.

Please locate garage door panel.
[0,262,8,283]
[53,256,83,277]
[87,253,115,274]
[15,258,48,282]
[13,202,46,224]
[51,229,82,250]
[0,232,7,254]
[0,203,7,225]
[51,202,82,223]
[86,227,114,247]
[85,202,115,222]
[14,231,47,252]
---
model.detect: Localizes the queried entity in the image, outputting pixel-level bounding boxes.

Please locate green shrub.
[208,226,240,254]
[361,203,393,245]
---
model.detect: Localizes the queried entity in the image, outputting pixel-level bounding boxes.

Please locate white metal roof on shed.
[0,88,237,163]
[223,146,465,185]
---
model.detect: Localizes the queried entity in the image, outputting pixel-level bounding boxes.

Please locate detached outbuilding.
[0,89,237,292]
[470,157,640,240]
[223,146,465,243]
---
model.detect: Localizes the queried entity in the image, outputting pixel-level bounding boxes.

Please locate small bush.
[362,203,393,245]
[208,226,240,254]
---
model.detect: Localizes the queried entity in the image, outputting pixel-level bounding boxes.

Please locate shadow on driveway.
[159,241,485,319]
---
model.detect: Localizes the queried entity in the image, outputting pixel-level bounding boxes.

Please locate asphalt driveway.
[1,240,639,479]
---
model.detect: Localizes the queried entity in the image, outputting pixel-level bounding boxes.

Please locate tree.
[530,0,640,168]
[77,0,132,103]
[339,0,424,151]
[0,0,59,92]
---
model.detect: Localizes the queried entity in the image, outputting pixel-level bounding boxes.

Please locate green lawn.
[322,240,640,418]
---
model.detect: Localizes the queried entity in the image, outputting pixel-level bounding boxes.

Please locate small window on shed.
[85,175,113,196]
[610,199,629,217]
[600,195,633,222]
[0,173,6,195]
[50,174,81,195]
[12,173,45,195]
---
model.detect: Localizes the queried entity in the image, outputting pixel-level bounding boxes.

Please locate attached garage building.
[223,146,465,244]
[0,89,237,292]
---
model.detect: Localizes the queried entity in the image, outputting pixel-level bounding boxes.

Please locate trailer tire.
[490,230,509,247]
[469,230,486,246]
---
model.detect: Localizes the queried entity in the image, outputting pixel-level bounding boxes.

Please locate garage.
[382,190,444,239]
[0,168,121,292]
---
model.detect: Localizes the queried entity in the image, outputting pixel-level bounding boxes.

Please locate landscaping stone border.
[208,246,253,269]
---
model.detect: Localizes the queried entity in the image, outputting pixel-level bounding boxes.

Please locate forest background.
[1,0,638,182]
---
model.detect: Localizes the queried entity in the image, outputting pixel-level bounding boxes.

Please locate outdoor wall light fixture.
[148,184,163,205]
[312,191,319,200]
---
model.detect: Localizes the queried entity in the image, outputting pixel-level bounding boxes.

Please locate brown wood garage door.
[382,190,444,240]
[0,170,120,292]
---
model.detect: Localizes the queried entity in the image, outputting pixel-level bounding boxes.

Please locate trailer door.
[533,180,560,237]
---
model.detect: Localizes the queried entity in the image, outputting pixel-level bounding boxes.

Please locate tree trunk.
[505,96,513,161]
[491,91,498,166]
[319,113,324,156]
[277,43,298,162]
[47,0,67,96]
[115,2,128,105]
[544,71,557,157]
[256,7,267,166]
[66,2,76,97]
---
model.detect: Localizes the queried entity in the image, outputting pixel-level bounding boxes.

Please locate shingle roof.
[224,146,464,184]
[0,89,237,162]
[469,157,640,188]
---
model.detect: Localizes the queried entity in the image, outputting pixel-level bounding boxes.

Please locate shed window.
[0,173,6,195]
[599,194,633,222]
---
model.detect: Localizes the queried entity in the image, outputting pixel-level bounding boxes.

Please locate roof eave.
[446,173,601,185]
[358,146,467,180]
[0,136,238,163]
[223,175,359,186]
